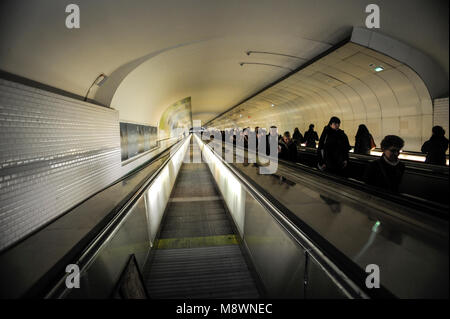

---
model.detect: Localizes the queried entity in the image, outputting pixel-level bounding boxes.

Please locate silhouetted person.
[317,117,351,175]
[292,127,304,146]
[266,126,280,156]
[364,135,405,193]
[304,124,319,148]
[279,131,298,162]
[421,126,449,166]
[354,124,376,155]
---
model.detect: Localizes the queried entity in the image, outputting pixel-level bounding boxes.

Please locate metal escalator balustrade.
[0,136,187,299]
[193,133,371,299]
[210,138,447,298]
[44,136,192,298]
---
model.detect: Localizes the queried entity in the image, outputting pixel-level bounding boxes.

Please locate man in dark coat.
[421,126,449,166]
[364,135,405,193]
[317,117,351,175]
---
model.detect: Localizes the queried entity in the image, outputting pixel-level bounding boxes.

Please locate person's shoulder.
[369,157,384,168]
[338,129,349,138]
[365,158,380,173]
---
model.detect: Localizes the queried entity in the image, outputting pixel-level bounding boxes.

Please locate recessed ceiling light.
[374,66,384,72]
[271,104,275,107]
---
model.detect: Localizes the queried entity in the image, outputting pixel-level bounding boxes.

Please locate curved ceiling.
[208,43,432,151]
[0,0,448,126]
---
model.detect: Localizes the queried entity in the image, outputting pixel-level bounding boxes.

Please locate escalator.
[1,134,447,299]
[142,140,260,298]
[296,146,449,205]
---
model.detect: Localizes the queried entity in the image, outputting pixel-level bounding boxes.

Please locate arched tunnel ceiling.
[208,42,433,151]
[0,0,448,126]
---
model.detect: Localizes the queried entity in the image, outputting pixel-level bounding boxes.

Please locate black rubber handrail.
[219,140,448,220]
[281,159,448,221]
[298,146,449,175]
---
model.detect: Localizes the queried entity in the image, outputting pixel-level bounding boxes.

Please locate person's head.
[432,126,445,137]
[283,131,291,143]
[309,124,314,130]
[328,117,341,130]
[294,127,299,132]
[381,135,404,162]
[255,126,259,133]
[270,125,278,135]
[356,124,369,136]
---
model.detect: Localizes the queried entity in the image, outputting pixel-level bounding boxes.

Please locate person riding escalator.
[279,131,298,162]
[317,117,351,176]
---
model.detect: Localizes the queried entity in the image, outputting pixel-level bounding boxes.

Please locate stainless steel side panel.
[243,187,306,298]
[66,197,150,298]
[305,256,347,299]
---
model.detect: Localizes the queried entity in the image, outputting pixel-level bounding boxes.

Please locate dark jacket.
[354,133,373,155]
[421,135,449,166]
[317,126,351,171]
[364,156,405,192]
[293,130,304,145]
[279,139,298,162]
[304,129,319,148]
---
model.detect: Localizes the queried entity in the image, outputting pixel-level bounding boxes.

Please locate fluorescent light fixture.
[374,66,384,72]
[95,73,108,86]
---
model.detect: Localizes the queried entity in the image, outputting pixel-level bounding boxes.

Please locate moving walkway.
[296,146,449,205]
[0,134,447,299]
[142,140,260,298]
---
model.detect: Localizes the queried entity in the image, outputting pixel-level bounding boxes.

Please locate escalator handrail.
[282,158,449,220]
[44,136,190,298]
[223,140,448,220]
[298,146,449,174]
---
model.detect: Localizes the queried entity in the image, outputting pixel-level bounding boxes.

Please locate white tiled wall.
[433,98,449,139]
[0,78,123,251]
